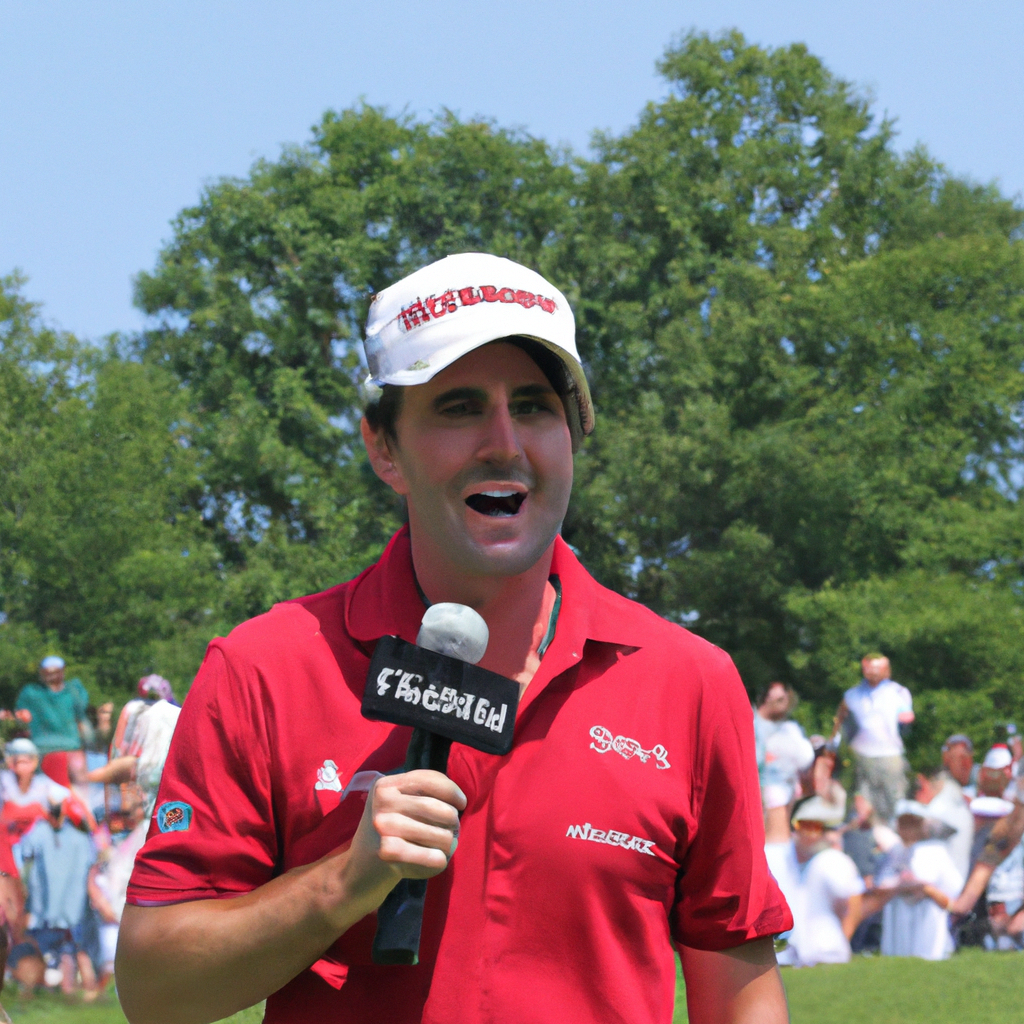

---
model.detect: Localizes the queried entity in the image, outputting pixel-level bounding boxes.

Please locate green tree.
[132,109,576,623]
[557,31,1024,754]
[0,276,219,703]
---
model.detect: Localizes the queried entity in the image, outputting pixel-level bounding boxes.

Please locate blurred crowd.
[0,656,180,1002]
[757,653,1024,967]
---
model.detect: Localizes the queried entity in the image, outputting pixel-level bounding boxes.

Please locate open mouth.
[465,490,527,517]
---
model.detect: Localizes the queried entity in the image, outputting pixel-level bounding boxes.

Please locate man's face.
[40,666,64,690]
[760,684,790,722]
[793,819,825,856]
[942,742,974,786]
[979,765,1012,797]
[9,753,38,783]
[364,342,574,580]
[862,658,889,686]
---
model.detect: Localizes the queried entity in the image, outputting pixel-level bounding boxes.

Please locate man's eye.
[511,400,552,416]
[439,401,479,416]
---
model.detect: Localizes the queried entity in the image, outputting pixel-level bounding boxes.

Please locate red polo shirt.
[128,527,790,1023]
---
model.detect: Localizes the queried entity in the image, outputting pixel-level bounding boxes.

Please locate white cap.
[5,738,39,758]
[970,796,1015,818]
[983,745,1013,770]
[39,655,65,670]
[364,253,594,436]
[792,796,844,827]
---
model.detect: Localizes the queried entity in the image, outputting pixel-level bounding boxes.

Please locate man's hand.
[118,769,466,1024]
[343,770,466,900]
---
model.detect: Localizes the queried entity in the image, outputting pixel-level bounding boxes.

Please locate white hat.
[363,253,594,436]
[792,796,844,827]
[894,799,935,820]
[39,655,65,670]
[970,796,1015,818]
[5,738,38,758]
[983,745,1013,770]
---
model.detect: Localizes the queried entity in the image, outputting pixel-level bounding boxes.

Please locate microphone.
[362,603,519,964]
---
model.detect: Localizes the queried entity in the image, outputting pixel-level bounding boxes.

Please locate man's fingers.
[373,813,458,854]
[376,769,467,809]
[373,792,462,832]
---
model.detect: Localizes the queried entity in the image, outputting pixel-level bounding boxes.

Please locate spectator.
[832,654,914,824]
[15,657,89,788]
[754,682,815,842]
[867,799,963,960]
[941,733,976,792]
[765,798,864,967]
[0,738,93,843]
[9,799,98,998]
[85,847,119,992]
[916,764,974,880]
[808,743,848,826]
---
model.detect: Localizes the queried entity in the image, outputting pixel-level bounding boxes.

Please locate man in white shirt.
[831,655,914,824]
[753,683,815,843]
[765,798,864,967]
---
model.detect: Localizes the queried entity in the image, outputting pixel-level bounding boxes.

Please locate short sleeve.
[126,643,278,905]
[670,648,793,950]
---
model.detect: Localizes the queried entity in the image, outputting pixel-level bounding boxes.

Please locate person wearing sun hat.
[119,252,791,1024]
[765,797,864,967]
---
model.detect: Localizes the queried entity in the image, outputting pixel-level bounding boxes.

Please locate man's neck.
[411,537,556,690]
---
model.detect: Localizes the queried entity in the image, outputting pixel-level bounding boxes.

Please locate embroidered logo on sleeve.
[589,726,671,769]
[565,822,657,856]
[156,801,193,833]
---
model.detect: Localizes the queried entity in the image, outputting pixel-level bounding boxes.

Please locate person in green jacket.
[15,656,89,787]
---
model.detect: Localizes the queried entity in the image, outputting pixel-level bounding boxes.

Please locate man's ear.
[360,416,409,495]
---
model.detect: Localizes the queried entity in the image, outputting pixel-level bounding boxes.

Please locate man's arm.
[830,699,849,745]
[679,937,788,1024]
[840,894,862,940]
[950,801,1024,915]
[117,770,465,1024]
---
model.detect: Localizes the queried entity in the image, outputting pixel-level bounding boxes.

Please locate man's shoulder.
[211,581,356,678]
[583,576,733,669]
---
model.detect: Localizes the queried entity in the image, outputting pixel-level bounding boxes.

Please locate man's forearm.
[680,937,788,1024]
[117,847,393,1024]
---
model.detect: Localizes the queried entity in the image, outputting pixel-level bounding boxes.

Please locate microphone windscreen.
[416,603,489,665]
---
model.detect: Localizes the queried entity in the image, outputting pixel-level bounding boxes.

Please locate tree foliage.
[2,31,1023,757]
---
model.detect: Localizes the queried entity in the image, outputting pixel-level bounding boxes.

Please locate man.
[9,799,99,998]
[764,798,864,967]
[831,654,914,824]
[15,656,89,788]
[914,766,973,882]
[940,733,975,792]
[754,682,814,842]
[0,738,94,842]
[117,253,790,1024]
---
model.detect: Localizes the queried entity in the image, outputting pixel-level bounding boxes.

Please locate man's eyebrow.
[432,387,487,410]
[431,382,558,410]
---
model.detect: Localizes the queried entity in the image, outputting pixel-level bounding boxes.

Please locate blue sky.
[1,0,1021,340]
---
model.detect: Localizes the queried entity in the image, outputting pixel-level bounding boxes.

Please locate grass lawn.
[6,949,1020,1023]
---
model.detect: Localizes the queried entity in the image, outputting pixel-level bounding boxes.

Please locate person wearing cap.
[764,798,864,967]
[864,799,963,960]
[117,254,790,1024]
[831,654,914,825]
[0,738,94,843]
[940,732,976,796]
[15,657,90,788]
[970,787,1024,950]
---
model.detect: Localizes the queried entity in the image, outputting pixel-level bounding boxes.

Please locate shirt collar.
[344,525,643,656]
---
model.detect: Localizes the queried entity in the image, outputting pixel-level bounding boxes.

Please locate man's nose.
[476,401,523,464]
